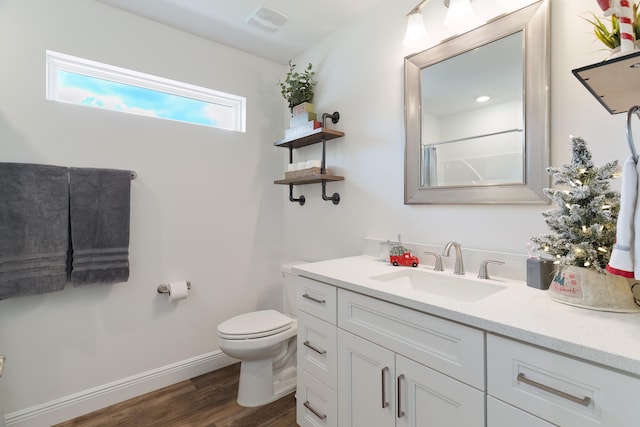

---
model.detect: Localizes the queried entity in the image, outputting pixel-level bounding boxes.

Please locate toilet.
[217,263,301,407]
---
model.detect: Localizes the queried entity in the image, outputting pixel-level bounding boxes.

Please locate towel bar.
[626,106,640,162]
[157,281,191,294]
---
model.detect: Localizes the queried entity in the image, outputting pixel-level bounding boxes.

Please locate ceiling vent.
[245,5,289,33]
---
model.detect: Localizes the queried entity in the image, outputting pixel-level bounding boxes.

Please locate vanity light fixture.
[403,8,429,47]
[403,0,476,48]
[443,0,476,30]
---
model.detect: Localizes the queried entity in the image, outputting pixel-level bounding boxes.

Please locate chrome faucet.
[478,260,505,279]
[442,241,464,275]
[423,251,444,271]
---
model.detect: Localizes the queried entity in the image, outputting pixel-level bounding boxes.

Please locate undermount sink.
[370,269,505,302]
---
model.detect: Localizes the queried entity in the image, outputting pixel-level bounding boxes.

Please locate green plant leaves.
[278,60,317,110]
[584,3,640,50]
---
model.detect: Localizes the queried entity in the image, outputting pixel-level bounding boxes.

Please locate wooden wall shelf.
[274,128,345,149]
[274,174,345,186]
[573,50,640,114]
[274,125,345,205]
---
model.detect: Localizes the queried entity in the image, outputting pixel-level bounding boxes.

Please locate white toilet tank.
[281,261,306,317]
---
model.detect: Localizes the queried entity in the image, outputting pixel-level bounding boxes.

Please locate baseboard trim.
[5,350,236,427]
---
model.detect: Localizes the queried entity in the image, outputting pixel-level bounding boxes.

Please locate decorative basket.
[548,266,640,313]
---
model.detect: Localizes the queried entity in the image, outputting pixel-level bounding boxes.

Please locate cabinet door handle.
[302,293,326,304]
[303,400,327,420]
[303,340,326,355]
[397,374,406,418]
[381,367,389,408]
[517,373,592,407]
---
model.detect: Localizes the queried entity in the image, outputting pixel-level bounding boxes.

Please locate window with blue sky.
[46,50,246,132]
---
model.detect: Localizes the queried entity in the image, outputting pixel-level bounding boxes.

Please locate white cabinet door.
[297,310,338,390]
[396,354,485,427]
[338,329,395,427]
[487,397,553,427]
[297,368,337,427]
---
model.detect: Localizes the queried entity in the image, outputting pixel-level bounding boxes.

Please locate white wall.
[0,0,287,421]
[283,0,631,259]
[1,0,635,423]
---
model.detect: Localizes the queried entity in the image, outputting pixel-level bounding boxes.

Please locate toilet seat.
[217,309,293,340]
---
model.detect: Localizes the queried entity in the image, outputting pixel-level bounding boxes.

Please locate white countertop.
[293,255,640,377]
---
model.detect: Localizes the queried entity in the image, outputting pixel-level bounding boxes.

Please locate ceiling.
[95,0,388,64]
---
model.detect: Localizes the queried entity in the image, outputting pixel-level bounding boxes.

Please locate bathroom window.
[45,50,246,132]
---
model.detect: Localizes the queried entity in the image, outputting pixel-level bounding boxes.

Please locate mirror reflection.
[404,0,549,204]
[420,31,524,188]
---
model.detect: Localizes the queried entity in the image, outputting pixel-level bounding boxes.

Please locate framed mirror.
[404,0,549,204]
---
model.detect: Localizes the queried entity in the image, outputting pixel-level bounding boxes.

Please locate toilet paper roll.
[168,281,189,302]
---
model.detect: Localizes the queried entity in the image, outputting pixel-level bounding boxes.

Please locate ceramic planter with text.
[548,266,639,312]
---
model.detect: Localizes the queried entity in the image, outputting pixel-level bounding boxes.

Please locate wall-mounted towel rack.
[627,106,640,163]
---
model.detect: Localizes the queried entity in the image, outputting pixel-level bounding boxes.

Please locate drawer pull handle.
[381,367,389,408]
[303,341,326,355]
[303,400,327,420]
[302,293,326,304]
[397,374,406,418]
[517,373,592,407]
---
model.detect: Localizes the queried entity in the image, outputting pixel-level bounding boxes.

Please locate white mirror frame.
[404,0,550,204]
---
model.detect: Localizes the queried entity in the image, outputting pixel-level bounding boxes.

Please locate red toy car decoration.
[389,246,419,267]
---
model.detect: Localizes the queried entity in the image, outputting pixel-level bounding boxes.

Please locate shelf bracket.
[289,184,305,205]
[321,181,340,205]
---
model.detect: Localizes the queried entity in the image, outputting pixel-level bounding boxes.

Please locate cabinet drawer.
[487,396,553,427]
[297,276,337,324]
[338,289,485,390]
[297,368,337,427]
[487,334,640,427]
[297,310,337,390]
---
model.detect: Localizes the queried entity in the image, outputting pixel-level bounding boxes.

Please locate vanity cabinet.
[487,397,553,427]
[296,276,338,427]
[487,334,640,427]
[296,275,486,426]
[337,289,485,427]
[338,329,484,426]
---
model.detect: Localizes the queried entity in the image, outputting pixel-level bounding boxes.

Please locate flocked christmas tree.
[531,136,620,272]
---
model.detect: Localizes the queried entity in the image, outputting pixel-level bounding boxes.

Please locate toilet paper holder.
[157,281,191,294]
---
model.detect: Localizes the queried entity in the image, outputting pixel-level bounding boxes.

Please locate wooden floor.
[54,363,297,427]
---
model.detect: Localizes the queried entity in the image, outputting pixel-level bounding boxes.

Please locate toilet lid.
[217,309,293,340]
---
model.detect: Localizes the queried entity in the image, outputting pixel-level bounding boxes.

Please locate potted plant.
[278,60,317,114]
[584,0,640,55]
[531,137,638,312]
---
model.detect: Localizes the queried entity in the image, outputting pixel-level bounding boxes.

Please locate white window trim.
[46,50,246,132]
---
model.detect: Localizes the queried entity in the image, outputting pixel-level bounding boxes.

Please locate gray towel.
[69,167,131,285]
[0,163,69,300]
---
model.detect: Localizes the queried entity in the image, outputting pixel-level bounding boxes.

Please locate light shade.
[403,11,428,47]
[444,0,476,31]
